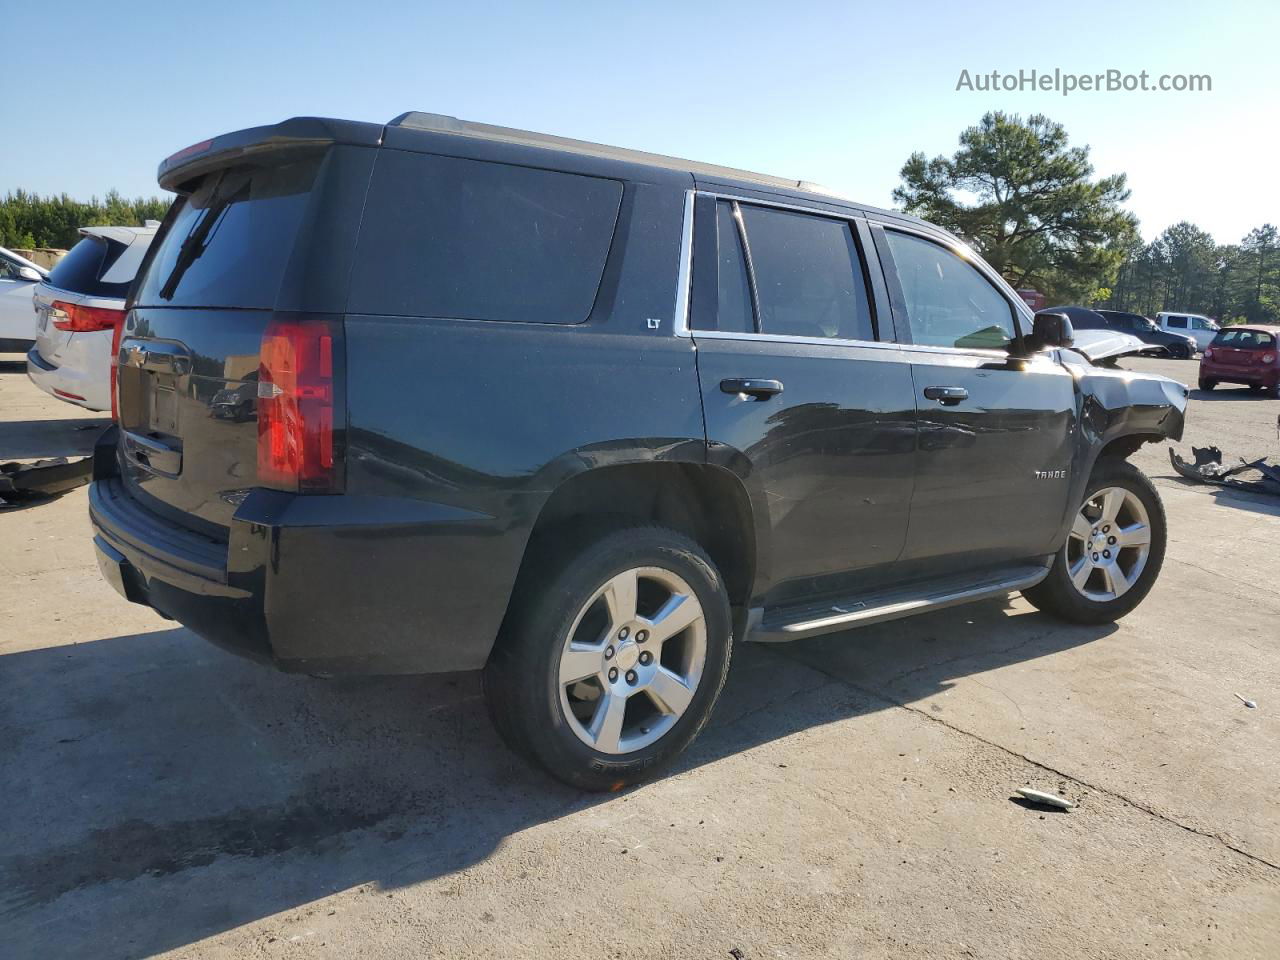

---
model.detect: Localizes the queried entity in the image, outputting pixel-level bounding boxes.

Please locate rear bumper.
[89,427,523,675]
[27,344,111,411]
[1199,361,1278,387]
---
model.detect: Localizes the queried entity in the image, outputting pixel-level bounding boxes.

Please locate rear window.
[1213,329,1275,348]
[349,151,623,323]
[48,236,132,298]
[135,155,322,309]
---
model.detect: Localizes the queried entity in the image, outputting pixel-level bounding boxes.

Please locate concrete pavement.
[1,355,1277,959]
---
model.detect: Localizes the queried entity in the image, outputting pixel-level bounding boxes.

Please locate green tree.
[893,112,1138,303]
[0,191,171,250]
[1239,225,1279,323]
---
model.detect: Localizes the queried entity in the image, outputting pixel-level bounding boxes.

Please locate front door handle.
[721,378,784,400]
[923,385,968,406]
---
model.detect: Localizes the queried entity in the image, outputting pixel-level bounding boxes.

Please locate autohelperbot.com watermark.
[956,68,1212,96]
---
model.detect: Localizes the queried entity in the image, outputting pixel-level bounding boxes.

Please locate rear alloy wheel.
[1024,459,1166,625]
[484,527,732,790]
[558,566,707,755]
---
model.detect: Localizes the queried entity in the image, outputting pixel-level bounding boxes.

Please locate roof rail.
[386,111,846,198]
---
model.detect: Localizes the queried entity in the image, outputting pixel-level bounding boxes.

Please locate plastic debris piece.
[1016,788,1073,810]
[0,457,93,502]
[1169,447,1280,496]
[1234,693,1258,709]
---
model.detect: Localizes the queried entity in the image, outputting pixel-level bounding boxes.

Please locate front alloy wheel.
[1064,486,1153,601]
[1023,459,1167,625]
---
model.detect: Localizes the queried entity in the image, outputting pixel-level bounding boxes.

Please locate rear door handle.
[720,378,784,400]
[923,385,968,405]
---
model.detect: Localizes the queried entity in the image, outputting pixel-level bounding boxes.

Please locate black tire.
[1198,378,1216,391]
[1023,459,1167,625]
[483,526,732,791]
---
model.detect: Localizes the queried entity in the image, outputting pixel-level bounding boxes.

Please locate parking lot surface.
[1,355,1277,959]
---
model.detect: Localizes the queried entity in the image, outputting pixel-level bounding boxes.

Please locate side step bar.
[747,561,1052,643]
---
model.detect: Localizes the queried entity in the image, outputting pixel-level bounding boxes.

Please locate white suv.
[27,224,158,411]
[1156,312,1219,352]
[0,246,49,353]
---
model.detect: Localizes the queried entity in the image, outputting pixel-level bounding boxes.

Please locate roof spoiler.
[157,116,382,192]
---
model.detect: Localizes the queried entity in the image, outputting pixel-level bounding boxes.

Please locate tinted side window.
[738,205,873,341]
[351,151,622,323]
[1166,316,1187,328]
[885,231,1015,349]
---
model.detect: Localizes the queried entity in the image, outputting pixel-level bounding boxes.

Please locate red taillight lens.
[50,300,124,333]
[109,313,125,422]
[257,318,340,493]
[1202,347,1213,360]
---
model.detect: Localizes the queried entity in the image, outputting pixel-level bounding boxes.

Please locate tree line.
[1100,223,1277,324]
[0,190,170,251]
[895,112,1277,324]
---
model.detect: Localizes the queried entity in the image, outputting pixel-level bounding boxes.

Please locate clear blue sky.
[4,0,1276,243]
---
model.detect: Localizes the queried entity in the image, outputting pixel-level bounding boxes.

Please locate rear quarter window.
[349,151,623,324]
[48,236,131,298]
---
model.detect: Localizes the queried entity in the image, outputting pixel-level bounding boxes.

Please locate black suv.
[1060,306,1197,359]
[91,113,1187,789]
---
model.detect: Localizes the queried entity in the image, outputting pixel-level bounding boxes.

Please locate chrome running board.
[748,562,1051,643]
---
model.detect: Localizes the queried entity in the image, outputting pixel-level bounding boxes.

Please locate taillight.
[1263,353,1276,364]
[109,313,125,422]
[257,318,341,493]
[1202,347,1213,360]
[49,300,124,333]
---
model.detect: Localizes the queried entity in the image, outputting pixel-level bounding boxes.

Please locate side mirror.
[1029,311,1074,350]
[18,266,43,282]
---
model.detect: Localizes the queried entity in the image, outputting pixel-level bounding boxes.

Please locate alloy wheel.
[557,566,707,755]
[1065,486,1152,601]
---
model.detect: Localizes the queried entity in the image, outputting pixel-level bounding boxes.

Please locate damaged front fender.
[1050,357,1189,546]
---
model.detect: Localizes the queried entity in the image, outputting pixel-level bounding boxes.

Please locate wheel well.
[518,462,756,616]
[1095,433,1163,464]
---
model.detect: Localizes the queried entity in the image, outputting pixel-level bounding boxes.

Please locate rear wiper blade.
[158,171,230,301]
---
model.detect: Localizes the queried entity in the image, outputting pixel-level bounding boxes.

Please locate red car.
[1198,325,1280,398]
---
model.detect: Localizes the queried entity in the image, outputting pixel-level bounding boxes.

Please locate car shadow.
[0,599,1113,958]
[1163,475,1280,515]
[1188,387,1275,401]
[0,417,109,461]
[0,358,28,374]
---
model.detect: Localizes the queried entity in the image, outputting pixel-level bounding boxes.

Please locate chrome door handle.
[923,385,968,405]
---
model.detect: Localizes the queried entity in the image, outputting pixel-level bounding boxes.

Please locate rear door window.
[349,151,622,324]
[736,204,874,341]
[136,155,322,309]
[1166,316,1188,328]
[885,230,1016,350]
